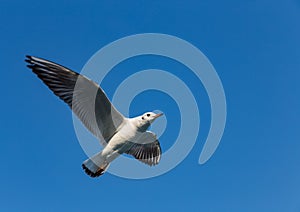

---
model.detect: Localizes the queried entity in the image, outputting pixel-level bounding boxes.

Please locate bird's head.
[140,112,164,124]
[134,112,163,132]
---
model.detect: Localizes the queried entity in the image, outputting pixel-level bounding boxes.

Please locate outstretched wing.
[26,55,125,145]
[125,131,161,166]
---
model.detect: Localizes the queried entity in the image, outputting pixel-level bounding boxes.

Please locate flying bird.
[26,55,163,178]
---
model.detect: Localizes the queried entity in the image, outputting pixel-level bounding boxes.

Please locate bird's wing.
[26,55,125,145]
[125,131,161,166]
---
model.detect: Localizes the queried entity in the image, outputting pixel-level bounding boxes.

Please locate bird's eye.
[147,114,150,117]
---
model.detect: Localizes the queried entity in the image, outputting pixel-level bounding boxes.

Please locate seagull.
[26,55,163,178]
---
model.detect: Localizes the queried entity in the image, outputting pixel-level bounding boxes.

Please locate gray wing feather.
[26,55,124,145]
[125,131,161,166]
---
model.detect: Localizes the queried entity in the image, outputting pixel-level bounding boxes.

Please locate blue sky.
[1,0,300,211]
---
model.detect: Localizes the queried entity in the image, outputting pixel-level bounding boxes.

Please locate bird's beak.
[154,113,164,119]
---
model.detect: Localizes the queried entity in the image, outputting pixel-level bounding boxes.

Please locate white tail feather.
[82,151,110,178]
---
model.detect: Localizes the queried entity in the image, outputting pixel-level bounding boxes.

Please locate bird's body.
[26,55,163,178]
[82,114,162,177]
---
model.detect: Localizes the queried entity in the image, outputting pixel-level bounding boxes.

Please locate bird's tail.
[82,151,110,178]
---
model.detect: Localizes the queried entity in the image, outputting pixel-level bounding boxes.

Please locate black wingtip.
[25,59,33,64]
[25,55,41,63]
[25,55,33,61]
[25,55,35,65]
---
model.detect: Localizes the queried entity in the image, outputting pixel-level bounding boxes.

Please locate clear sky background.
[1,0,300,211]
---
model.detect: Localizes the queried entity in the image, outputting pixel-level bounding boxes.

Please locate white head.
[140,112,164,124]
[133,112,163,132]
